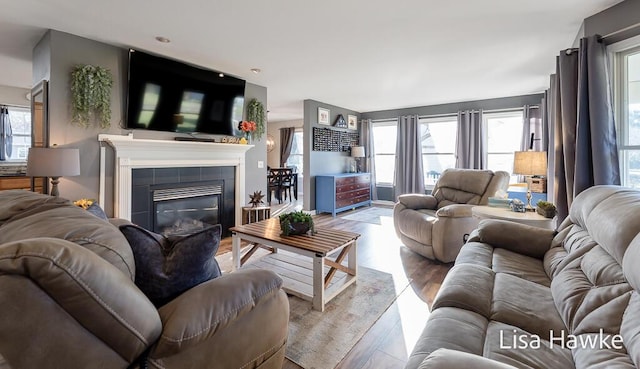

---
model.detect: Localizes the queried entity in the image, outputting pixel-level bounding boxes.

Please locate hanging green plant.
[246,98,266,140]
[70,64,113,128]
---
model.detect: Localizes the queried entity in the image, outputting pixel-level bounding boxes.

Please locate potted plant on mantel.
[279,210,315,236]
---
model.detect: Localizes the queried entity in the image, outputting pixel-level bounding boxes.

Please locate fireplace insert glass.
[154,192,221,236]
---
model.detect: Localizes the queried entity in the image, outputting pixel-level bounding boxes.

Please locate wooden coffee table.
[230,218,360,311]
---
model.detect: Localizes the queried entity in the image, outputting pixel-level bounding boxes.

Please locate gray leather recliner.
[393,168,510,262]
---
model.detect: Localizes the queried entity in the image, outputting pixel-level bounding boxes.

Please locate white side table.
[472,206,555,230]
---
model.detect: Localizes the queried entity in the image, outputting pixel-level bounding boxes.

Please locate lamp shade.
[513,151,547,176]
[351,146,365,158]
[26,147,81,177]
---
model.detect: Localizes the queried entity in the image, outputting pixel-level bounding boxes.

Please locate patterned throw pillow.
[119,223,222,306]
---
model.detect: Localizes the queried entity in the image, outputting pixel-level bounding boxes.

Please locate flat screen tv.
[125,49,245,135]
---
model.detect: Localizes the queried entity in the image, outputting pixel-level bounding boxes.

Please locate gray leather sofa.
[0,190,289,369]
[394,168,510,263]
[407,185,640,368]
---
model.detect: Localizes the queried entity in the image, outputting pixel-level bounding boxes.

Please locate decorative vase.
[281,221,310,236]
[245,132,252,144]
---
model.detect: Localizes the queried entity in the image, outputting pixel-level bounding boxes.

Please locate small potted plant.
[536,200,557,218]
[279,210,315,236]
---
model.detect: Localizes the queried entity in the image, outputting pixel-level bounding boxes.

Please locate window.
[419,116,457,186]
[285,130,304,174]
[483,111,524,183]
[611,38,640,189]
[3,106,31,161]
[372,120,397,185]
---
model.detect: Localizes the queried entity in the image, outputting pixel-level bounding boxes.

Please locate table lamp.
[351,146,365,173]
[26,147,80,197]
[513,151,547,211]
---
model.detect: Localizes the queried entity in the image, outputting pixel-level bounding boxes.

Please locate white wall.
[0,85,30,107]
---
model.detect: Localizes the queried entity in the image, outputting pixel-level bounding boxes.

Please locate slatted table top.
[230,217,361,256]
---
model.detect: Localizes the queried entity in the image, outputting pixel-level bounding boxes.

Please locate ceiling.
[0,0,623,122]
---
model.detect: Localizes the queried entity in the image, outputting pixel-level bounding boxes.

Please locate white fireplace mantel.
[98,133,253,225]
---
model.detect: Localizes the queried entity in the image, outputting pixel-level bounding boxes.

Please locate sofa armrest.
[418,349,518,369]
[150,268,289,363]
[0,238,162,362]
[436,204,474,218]
[397,194,438,210]
[473,219,556,259]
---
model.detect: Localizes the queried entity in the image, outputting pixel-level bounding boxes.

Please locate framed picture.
[318,107,330,125]
[347,115,357,130]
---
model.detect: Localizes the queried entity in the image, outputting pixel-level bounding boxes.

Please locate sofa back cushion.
[432,169,509,208]
[542,186,640,366]
[0,190,135,280]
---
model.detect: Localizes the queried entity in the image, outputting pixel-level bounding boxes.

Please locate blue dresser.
[316,173,371,217]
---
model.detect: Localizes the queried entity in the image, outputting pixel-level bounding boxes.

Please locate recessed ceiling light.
[155,36,171,43]
[251,68,261,74]
[219,73,225,78]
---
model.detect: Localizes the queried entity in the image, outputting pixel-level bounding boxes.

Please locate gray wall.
[303,99,360,210]
[361,94,543,121]
[583,0,640,43]
[361,93,544,202]
[32,30,267,215]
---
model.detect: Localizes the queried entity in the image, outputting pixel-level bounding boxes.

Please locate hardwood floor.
[218,201,451,369]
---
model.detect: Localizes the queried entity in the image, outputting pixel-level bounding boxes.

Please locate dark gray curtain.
[279,127,295,167]
[520,105,544,151]
[0,107,11,161]
[359,119,378,200]
[455,110,484,169]
[549,35,620,222]
[394,115,424,198]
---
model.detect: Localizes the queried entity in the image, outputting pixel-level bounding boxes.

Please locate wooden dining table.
[267,168,298,203]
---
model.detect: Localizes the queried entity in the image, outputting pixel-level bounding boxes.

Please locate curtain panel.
[279,127,295,167]
[455,110,484,169]
[548,35,620,222]
[359,119,378,200]
[393,115,424,198]
[520,105,545,151]
[0,107,12,161]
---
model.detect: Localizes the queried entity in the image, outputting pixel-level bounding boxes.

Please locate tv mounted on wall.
[125,49,245,136]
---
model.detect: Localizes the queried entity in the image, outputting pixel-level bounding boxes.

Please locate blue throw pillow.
[86,202,108,220]
[119,223,222,306]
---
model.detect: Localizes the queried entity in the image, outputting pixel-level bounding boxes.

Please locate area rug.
[286,266,398,369]
[215,251,402,369]
[341,206,393,225]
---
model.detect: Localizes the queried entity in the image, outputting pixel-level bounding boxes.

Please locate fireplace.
[98,134,252,236]
[130,167,235,237]
[153,184,222,236]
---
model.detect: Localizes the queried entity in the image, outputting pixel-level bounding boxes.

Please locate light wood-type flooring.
[218,200,452,369]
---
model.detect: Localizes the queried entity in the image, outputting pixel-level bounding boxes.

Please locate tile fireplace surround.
[98,133,253,225]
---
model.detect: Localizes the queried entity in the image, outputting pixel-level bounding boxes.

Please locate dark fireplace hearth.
[131,166,235,236]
